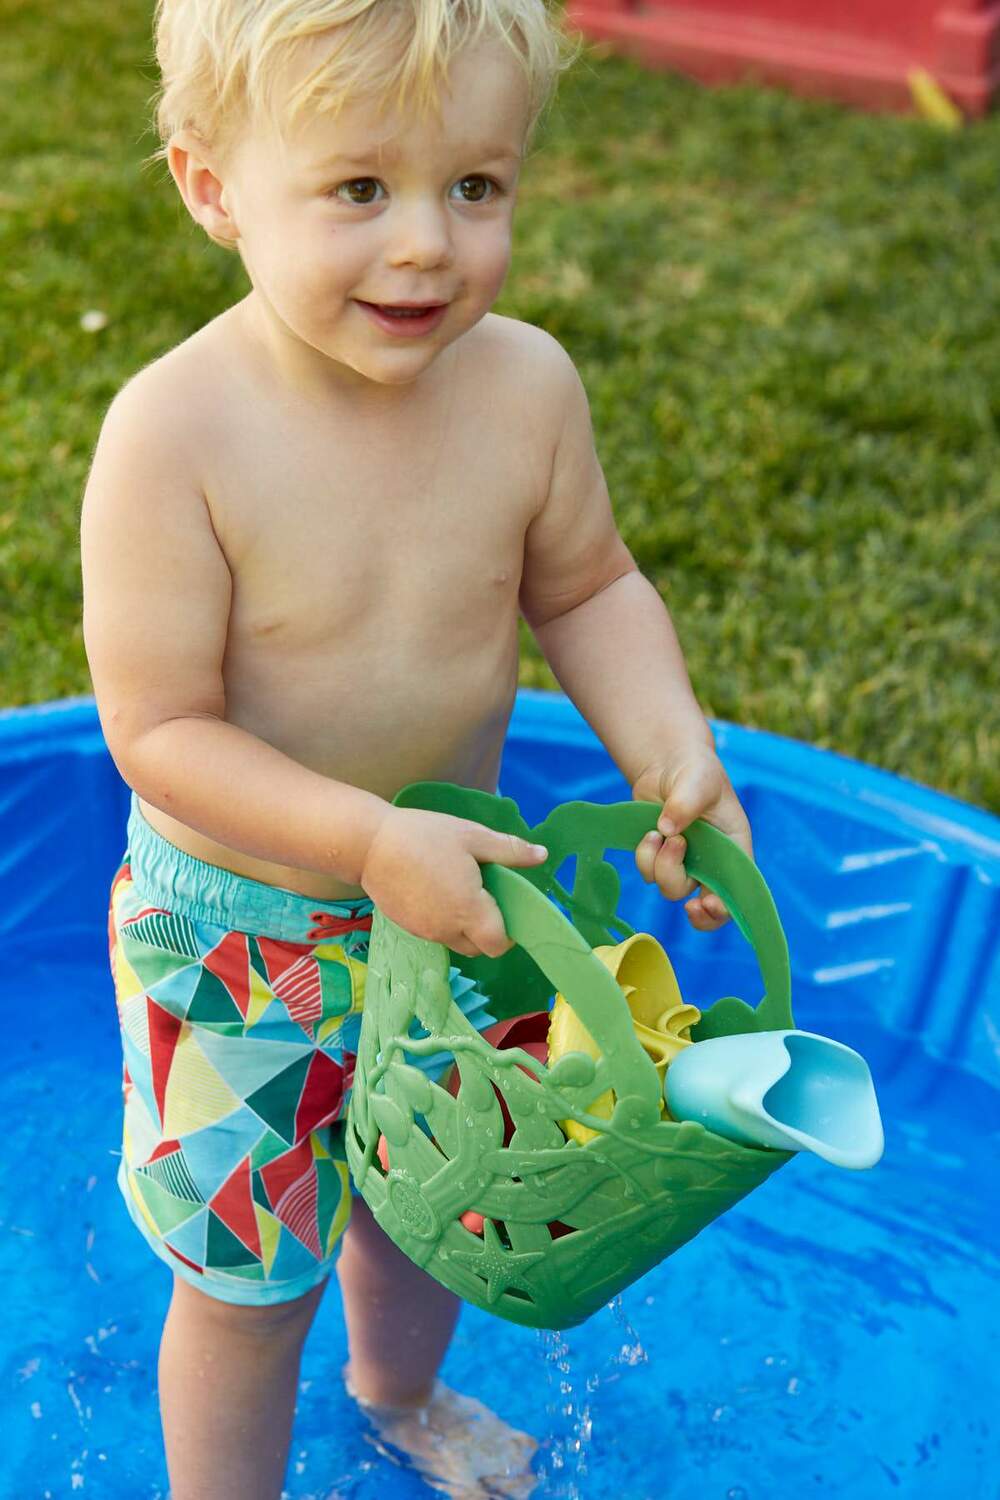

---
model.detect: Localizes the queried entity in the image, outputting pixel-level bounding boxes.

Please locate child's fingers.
[636,831,697,902]
[654,835,698,901]
[459,829,544,953]
[657,758,727,836]
[700,890,730,923]
[685,892,729,931]
[461,892,514,959]
[473,826,548,868]
[635,830,661,883]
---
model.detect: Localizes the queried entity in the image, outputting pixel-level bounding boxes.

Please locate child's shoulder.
[83,314,243,548]
[97,313,235,460]
[472,314,586,428]
[478,312,577,381]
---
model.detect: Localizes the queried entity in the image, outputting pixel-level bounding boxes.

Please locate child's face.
[220,37,531,388]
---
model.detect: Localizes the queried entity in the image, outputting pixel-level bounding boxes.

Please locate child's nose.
[387,201,454,271]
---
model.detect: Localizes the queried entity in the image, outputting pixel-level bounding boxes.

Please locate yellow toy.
[548,932,701,1144]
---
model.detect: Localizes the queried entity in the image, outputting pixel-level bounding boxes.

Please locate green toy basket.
[346,782,795,1330]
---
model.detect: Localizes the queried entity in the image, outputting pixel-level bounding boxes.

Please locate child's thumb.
[657,760,722,835]
[476,828,549,868]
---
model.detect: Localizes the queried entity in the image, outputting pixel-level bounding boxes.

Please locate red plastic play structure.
[566,0,1000,116]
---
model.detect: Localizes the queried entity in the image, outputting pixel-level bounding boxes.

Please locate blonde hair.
[153,0,572,155]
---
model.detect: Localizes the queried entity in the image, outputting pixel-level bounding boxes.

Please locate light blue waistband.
[125,794,373,943]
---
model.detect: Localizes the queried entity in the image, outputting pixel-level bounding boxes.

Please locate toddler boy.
[81,1,751,1495]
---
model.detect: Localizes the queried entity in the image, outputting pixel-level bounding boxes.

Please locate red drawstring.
[307,909,373,943]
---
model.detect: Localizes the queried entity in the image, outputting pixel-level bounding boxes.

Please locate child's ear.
[167,131,240,246]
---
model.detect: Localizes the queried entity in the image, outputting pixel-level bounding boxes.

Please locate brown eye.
[336,178,383,205]
[453,176,494,203]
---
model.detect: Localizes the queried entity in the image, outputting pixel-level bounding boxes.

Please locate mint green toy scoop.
[346,783,796,1329]
[666,1030,885,1168]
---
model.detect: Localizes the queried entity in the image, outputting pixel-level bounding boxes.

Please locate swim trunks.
[109,796,495,1306]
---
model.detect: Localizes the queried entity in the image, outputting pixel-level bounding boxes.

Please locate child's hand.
[632,750,752,932]
[359,807,548,959]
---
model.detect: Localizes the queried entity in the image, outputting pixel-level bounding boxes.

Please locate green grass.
[2,1,997,809]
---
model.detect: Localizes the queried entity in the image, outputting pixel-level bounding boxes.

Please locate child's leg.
[337,1199,537,1496]
[336,1193,460,1406]
[158,1274,327,1500]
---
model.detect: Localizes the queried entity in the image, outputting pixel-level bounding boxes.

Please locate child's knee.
[170,1273,327,1343]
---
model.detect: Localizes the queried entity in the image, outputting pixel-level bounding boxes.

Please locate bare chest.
[210,403,539,655]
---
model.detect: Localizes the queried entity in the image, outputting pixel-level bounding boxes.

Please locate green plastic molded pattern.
[346,783,795,1330]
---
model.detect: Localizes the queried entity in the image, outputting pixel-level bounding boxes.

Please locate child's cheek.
[475,229,514,306]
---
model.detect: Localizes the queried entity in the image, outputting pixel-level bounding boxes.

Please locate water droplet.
[618,1342,648,1366]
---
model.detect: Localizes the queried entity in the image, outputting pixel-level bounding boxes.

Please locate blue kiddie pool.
[2,691,998,1498]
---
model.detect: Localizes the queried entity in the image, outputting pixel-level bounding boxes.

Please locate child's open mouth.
[356,301,449,338]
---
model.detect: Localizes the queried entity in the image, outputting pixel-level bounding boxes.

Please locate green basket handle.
[482,859,659,1104]
[602,802,792,1031]
[481,800,792,1048]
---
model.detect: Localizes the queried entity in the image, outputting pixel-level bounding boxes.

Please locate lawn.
[2,0,997,809]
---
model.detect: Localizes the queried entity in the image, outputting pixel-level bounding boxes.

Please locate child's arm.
[81,380,546,956]
[520,343,749,931]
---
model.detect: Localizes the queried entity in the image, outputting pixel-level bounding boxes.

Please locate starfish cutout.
[449,1218,546,1305]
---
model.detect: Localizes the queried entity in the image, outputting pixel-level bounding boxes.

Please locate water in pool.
[3,946,996,1498]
